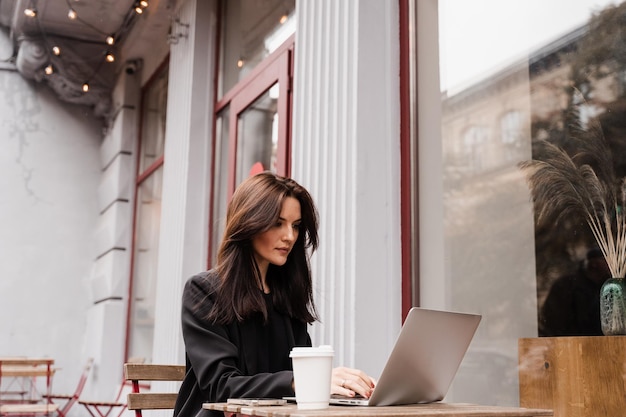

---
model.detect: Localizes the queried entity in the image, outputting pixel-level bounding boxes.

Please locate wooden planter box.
[519,336,626,417]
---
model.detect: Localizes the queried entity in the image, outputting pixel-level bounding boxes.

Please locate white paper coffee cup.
[290,345,334,410]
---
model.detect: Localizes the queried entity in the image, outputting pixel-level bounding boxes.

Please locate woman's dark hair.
[207,171,319,325]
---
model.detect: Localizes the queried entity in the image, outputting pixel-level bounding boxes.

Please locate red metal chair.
[78,384,128,417]
[78,359,145,417]
[44,358,94,417]
[124,363,185,417]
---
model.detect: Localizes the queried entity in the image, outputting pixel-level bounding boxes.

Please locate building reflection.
[441,2,626,341]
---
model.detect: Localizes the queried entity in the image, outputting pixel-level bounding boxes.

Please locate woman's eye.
[293,223,301,230]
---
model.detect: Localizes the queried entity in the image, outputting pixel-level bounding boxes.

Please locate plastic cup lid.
[289,345,334,357]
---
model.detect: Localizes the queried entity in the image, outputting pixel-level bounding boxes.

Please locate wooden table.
[519,336,626,417]
[0,358,55,405]
[203,402,553,417]
[0,359,54,366]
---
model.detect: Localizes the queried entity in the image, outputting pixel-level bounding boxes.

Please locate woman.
[173,172,375,417]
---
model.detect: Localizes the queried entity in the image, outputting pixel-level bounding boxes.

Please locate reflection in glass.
[529,3,626,333]
[128,166,163,360]
[210,107,230,265]
[219,0,295,96]
[139,66,168,172]
[500,111,524,162]
[436,0,626,406]
[235,86,279,186]
[462,126,489,172]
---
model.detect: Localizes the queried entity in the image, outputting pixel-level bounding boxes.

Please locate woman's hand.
[331,367,376,398]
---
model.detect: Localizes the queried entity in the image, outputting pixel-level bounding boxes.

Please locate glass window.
[138,69,168,173]
[127,62,169,361]
[235,85,279,185]
[210,107,230,263]
[462,125,489,172]
[209,2,294,266]
[128,166,163,360]
[500,111,521,145]
[422,0,626,407]
[218,0,295,97]
[500,111,523,162]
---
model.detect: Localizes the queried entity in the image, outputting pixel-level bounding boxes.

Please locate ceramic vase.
[600,277,626,335]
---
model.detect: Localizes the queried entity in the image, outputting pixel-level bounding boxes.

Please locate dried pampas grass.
[519,91,626,278]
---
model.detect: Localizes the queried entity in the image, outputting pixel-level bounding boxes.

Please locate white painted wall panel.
[81,300,128,402]
[293,0,402,379]
[97,154,133,213]
[0,46,101,398]
[150,0,217,369]
[112,66,141,111]
[81,48,142,413]
[89,250,129,301]
[100,108,136,169]
[94,202,132,257]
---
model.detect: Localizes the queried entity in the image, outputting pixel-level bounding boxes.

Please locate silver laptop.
[329,307,481,406]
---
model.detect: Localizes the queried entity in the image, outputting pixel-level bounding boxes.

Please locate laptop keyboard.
[331,394,366,400]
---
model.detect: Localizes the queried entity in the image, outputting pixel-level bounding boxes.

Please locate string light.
[279,14,288,24]
[24,0,149,92]
[134,0,149,14]
[237,59,244,68]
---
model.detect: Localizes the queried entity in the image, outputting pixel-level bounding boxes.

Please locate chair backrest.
[58,357,94,416]
[123,364,185,417]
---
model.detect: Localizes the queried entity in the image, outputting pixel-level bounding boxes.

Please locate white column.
[151,0,218,366]
[293,0,402,378]
[416,0,447,308]
[85,65,140,400]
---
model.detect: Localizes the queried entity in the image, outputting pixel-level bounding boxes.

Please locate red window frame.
[124,58,169,362]
[208,35,295,265]
[399,0,415,318]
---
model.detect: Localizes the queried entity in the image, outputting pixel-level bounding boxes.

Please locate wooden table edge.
[203,402,553,416]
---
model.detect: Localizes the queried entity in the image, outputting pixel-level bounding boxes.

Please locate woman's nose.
[283,226,295,241]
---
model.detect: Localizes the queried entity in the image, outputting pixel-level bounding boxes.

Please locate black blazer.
[173,270,312,417]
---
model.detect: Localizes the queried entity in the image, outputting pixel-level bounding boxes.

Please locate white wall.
[0,29,102,401]
[151,0,217,368]
[293,0,402,379]
[83,67,140,403]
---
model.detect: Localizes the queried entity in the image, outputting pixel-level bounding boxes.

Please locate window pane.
[139,66,168,173]
[128,166,163,361]
[500,111,523,162]
[235,85,279,185]
[433,0,624,406]
[128,62,168,361]
[219,0,295,96]
[210,106,230,265]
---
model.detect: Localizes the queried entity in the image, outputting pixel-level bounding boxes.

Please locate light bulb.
[44,65,53,75]
[106,35,115,45]
[106,52,115,63]
[82,83,89,92]
[134,6,143,14]
[24,8,37,17]
[237,59,244,68]
[68,9,77,19]
[52,46,61,56]
[279,14,288,24]
[140,0,148,7]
